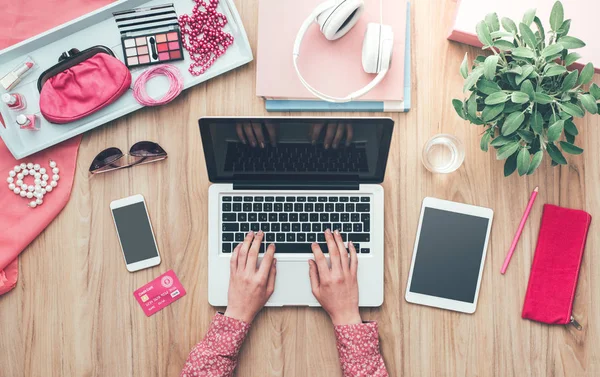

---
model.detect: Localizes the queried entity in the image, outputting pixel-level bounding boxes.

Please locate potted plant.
[452,1,598,176]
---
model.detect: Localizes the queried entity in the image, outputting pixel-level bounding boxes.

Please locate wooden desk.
[1,1,598,376]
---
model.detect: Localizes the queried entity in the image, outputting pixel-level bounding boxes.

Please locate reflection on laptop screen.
[200,118,393,183]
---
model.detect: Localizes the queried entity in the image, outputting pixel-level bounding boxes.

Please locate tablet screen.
[409,207,490,303]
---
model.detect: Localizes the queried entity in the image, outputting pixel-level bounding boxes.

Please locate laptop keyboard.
[223,142,369,173]
[221,195,371,254]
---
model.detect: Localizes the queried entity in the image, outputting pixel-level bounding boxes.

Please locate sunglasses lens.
[89,147,124,172]
[130,141,166,157]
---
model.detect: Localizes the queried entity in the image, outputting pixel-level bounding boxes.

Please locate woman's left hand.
[224,231,277,323]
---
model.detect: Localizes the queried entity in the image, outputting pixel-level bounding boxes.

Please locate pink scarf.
[0,0,114,295]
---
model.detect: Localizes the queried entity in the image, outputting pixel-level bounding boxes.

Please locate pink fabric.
[181,313,388,377]
[0,137,81,294]
[0,0,114,48]
[0,0,110,295]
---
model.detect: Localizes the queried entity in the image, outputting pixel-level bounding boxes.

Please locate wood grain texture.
[1,0,599,376]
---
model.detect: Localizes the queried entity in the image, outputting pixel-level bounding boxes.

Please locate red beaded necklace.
[179,0,234,76]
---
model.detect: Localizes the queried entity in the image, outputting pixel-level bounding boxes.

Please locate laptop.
[200,117,394,306]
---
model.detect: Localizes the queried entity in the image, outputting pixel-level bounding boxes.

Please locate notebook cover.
[522,204,591,325]
[265,2,411,113]
[448,0,600,72]
[256,0,407,101]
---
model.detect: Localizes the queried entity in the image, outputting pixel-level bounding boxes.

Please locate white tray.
[0,0,253,159]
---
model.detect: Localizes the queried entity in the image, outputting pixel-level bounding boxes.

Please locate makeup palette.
[113,4,185,68]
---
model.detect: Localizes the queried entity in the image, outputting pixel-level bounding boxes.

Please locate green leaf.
[483,55,499,80]
[480,132,491,152]
[504,153,518,176]
[578,62,594,85]
[485,13,500,32]
[530,110,544,134]
[493,40,515,51]
[485,91,509,105]
[477,79,502,95]
[547,120,564,142]
[522,8,536,26]
[527,151,544,174]
[463,68,483,92]
[520,80,535,100]
[516,66,534,85]
[482,103,505,121]
[490,135,514,147]
[507,66,524,75]
[519,23,538,49]
[452,99,466,119]
[549,1,564,32]
[533,17,546,44]
[460,53,468,79]
[512,47,535,59]
[559,141,584,155]
[557,19,571,37]
[541,43,564,58]
[511,47,535,59]
[545,65,567,77]
[467,92,478,118]
[491,31,514,39]
[557,36,586,49]
[497,141,520,160]
[590,83,600,100]
[566,133,576,143]
[564,52,581,66]
[561,70,578,91]
[546,142,567,164]
[564,119,578,135]
[501,17,518,33]
[511,91,530,104]
[476,21,493,47]
[517,148,531,176]
[580,94,597,114]
[502,111,525,135]
[534,92,553,104]
[517,129,535,143]
[558,102,585,117]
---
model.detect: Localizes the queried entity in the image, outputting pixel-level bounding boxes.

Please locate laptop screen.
[199,117,394,183]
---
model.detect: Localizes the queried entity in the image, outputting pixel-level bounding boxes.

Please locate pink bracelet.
[133,64,184,106]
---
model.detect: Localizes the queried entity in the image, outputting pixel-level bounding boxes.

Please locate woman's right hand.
[308,229,362,326]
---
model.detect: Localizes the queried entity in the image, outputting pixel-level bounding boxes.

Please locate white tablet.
[405,197,493,314]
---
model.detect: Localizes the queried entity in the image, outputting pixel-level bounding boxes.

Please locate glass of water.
[421,134,465,173]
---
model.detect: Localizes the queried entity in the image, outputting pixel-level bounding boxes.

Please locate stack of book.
[256,0,411,112]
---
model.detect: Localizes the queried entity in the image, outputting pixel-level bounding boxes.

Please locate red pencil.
[501,186,539,274]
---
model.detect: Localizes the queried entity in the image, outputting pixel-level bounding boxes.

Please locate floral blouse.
[181,313,388,377]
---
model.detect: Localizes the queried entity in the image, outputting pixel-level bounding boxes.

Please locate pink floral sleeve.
[334,322,389,377]
[180,313,251,377]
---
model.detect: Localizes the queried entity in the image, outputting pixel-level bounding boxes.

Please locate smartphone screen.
[112,202,159,264]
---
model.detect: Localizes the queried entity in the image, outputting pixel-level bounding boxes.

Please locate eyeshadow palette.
[113,3,185,68]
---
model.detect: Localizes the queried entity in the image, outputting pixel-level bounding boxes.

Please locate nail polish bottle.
[16,114,39,131]
[2,93,27,111]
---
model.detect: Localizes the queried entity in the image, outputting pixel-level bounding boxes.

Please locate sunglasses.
[89,141,167,174]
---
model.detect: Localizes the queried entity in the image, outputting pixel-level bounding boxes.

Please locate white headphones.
[293,0,394,103]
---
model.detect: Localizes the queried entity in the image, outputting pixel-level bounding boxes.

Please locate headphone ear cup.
[317,0,365,41]
[362,23,394,74]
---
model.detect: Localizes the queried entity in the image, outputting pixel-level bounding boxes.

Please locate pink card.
[134,270,186,317]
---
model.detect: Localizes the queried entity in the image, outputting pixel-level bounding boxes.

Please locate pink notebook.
[256,0,407,101]
[449,0,600,72]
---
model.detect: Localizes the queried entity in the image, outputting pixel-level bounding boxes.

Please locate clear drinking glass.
[421,134,465,173]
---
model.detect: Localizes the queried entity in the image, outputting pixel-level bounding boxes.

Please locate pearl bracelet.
[6,160,60,208]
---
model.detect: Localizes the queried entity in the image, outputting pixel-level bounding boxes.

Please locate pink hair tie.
[133,64,184,106]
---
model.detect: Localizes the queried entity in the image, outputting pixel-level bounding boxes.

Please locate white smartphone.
[110,194,161,272]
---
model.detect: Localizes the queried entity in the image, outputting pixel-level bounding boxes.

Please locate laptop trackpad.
[267,260,318,306]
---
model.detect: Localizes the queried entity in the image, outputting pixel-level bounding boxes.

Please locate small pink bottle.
[2,93,26,110]
[16,114,39,131]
